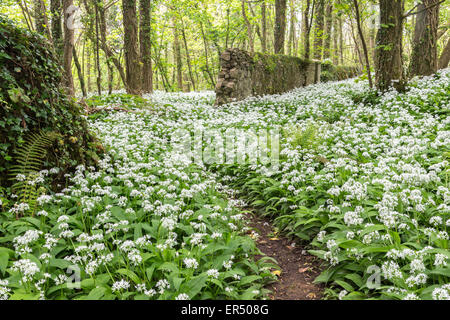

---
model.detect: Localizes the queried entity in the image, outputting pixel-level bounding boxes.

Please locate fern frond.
[9,131,61,215]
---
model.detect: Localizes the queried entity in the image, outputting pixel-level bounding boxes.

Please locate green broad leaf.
[46,284,69,296]
[81,279,96,290]
[239,275,262,286]
[86,286,106,300]
[308,249,326,259]
[240,287,259,300]
[49,258,71,269]
[0,251,8,273]
[342,291,366,300]
[146,265,156,282]
[116,269,141,284]
[334,279,354,292]
[158,262,179,274]
[344,273,364,288]
[9,290,40,300]
[186,274,207,299]
[110,206,128,221]
[429,268,450,277]
[170,277,184,291]
[314,269,335,284]
[338,240,363,249]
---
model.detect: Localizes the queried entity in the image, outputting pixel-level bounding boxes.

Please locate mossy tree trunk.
[323,3,333,60]
[375,0,405,91]
[50,0,63,61]
[122,0,142,95]
[302,0,313,59]
[274,0,287,54]
[34,0,49,37]
[409,0,440,77]
[313,0,325,60]
[261,1,267,53]
[140,0,153,94]
[439,38,450,69]
[63,0,75,95]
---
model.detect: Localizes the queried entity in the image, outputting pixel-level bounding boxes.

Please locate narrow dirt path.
[246,210,325,300]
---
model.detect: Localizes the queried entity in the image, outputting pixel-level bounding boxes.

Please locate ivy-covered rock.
[0,16,102,189]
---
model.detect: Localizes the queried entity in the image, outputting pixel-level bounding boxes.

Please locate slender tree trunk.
[313,0,325,60]
[122,0,142,95]
[323,3,333,59]
[332,11,339,64]
[93,0,127,90]
[353,0,373,88]
[86,41,92,92]
[140,0,153,93]
[200,22,216,88]
[439,38,450,69]
[375,0,405,91]
[287,0,296,56]
[73,47,87,97]
[63,0,74,95]
[302,0,312,59]
[50,0,63,60]
[338,14,344,64]
[95,3,102,95]
[16,0,34,31]
[241,0,254,53]
[34,0,49,36]
[173,20,183,91]
[180,20,196,91]
[274,0,287,54]
[409,0,440,77]
[261,1,267,52]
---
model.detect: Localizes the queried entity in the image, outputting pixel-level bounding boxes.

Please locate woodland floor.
[246,210,324,300]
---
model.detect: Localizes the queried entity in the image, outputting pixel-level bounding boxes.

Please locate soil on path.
[246,211,325,300]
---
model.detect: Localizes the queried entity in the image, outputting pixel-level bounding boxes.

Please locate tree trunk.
[274,0,287,54]
[353,0,373,88]
[63,0,75,95]
[338,14,344,64]
[323,3,333,59]
[93,0,127,90]
[261,1,267,53]
[200,22,216,88]
[34,0,48,36]
[242,0,254,53]
[332,11,339,64]
[409,0,440,77]
[50,0,63,60]
[140,0,153,93]
[73,47,87,97]
[439,38,450,69]
[313,0,325,60]
[122,0,142,95]
[173,20,183,91]
[180,19,196,91]
[375,0,405,91]
[86,41,92,92]
[95,3,102,95]
[302,0,312,59]
[287,0,296,56]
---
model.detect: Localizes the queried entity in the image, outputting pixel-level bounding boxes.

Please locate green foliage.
[85,93,149,110]
[284,123,321,151]
[0,15,102,189]
[8,131,61,215]
[321,62,360,82]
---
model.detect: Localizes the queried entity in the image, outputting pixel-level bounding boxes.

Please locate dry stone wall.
[215,48,321,105]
